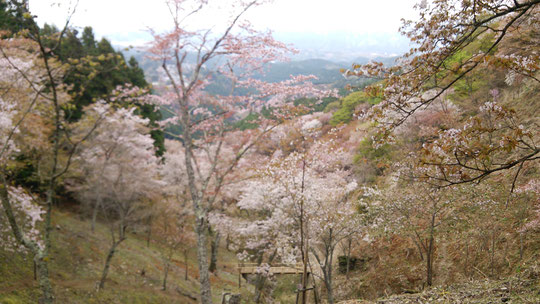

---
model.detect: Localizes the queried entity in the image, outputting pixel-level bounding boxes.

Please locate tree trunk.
[91,197,101,233]
[98,238,123,290]
[40,190,54,304]
[35,254,54,304]
[253,250,278,303]
[195,216,213,304]
[426,208,437,287]
[307,260,321,304]
[303,273,310,304]
[181,88,212,302]
[209,231,221,273]
[320,234,335,304]
[162,261,170,291]
[426,235,434,286]
[323,268,334,304]
[345,238,351,279]
[252,250,270,304]
[327,248,335,304]
[225,234,231,251]
[184,249,189,281]
[1,165,54,304]
[254,269,266,303]
[412,236,424,261]
[146,215,152,247]
[297,158,309,304]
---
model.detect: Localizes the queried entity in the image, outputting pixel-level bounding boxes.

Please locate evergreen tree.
[0,0,34,34]
[81,26,97,55]
[127,56,147,87]
[2,15,165,154]
[59,29,84,61]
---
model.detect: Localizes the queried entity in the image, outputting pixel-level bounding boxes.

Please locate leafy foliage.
[329,91,381,126]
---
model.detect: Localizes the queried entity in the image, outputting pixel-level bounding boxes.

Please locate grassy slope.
[0,209,248,303]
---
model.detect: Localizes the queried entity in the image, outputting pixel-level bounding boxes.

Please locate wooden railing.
[236,263,308,287]
[237,263,305,274]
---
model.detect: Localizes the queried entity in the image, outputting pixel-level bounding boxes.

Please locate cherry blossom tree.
[147,1,333,302]
[346,0,539,185]
[415,95,537,187]
[157,139,197,284]
[0,58,45,253]
[68,102,162,290]
[367,184,458,286]
[235,135,359,304]
[308,179,360,304]
[0,22,86,302]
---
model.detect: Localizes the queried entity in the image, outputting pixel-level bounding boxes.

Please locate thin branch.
[505,161,524,208]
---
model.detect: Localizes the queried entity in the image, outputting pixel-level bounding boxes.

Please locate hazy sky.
[29,0,419,57]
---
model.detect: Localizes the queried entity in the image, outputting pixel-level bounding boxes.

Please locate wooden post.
[238,264,241,288]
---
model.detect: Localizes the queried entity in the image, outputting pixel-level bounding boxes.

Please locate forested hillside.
[1,0,539,304]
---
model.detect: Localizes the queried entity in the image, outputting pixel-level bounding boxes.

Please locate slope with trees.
[1,0,539,303]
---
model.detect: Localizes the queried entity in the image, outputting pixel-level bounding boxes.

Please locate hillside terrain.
[0,208,247,303]
[1,1,539,304]
[2,206,539,303]
[339,274,540,304]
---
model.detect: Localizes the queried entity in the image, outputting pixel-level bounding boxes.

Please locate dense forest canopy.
[0,0,538,303]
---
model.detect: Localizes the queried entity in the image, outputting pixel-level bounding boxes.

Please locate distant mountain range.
[123,48,397,90]
[259,59,348,84]
[114,30,408,89]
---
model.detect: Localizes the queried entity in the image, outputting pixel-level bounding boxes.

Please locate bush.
[329,91,381,126]
[338,256,358,273]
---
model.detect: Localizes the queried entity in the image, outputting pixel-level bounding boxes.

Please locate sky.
[29,0,419,59]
